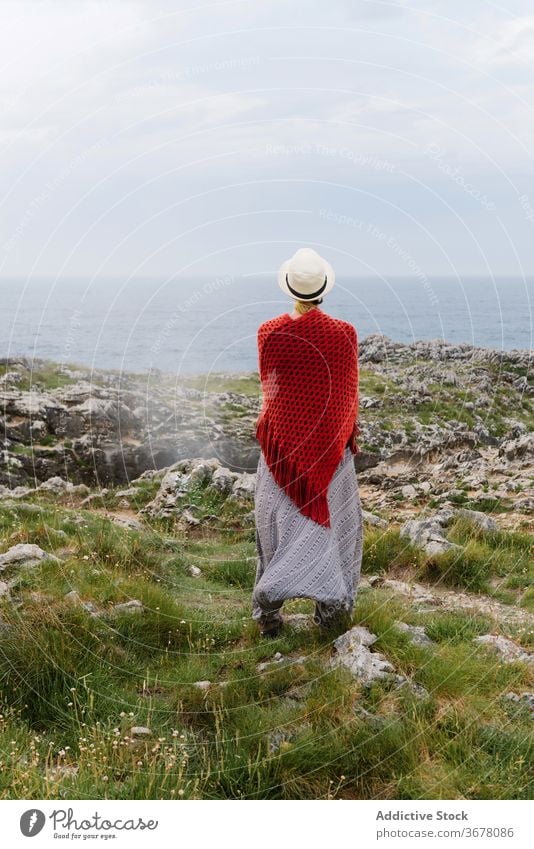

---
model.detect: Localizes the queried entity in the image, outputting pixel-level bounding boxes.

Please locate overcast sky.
[1,0,533,280]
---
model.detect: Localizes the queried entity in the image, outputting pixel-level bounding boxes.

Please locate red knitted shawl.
[255,307,360,527]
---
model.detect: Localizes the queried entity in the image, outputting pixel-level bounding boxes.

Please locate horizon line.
[1,274,533,282]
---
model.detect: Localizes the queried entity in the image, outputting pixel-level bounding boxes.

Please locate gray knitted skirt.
[252,446,363,626]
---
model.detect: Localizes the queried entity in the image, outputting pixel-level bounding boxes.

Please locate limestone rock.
[142,457,256,519]
[329,626,395,684]
[113,599,143,614]
[519,693,534,713]
[505,692,534,714]
[0,486,34,500]
[109,514,143,532]
[1,389,66,421]
[369,577,441,606]
[189,460,221,485]
[0,500,44,515]
[231,472,256,499]
[210,466,239,494]
[362,509,388,528]
[515,497,534,513]
[80,490,109,506]
[456,508,497,531]
[284,613,314,631]
[63,590,98,614]
[474,634,533,666]
[498,433,533,462]
[115,487,139,498]
[256,652,307,672]
[141,458,219,517]
[0,543,59,572]
[400,517,461,557]
[431,506,457,527]
[64,590,81,602]
[0,370,23,386]
[393,621,435,647]
[38,476,72,493]
[257,652,285,672]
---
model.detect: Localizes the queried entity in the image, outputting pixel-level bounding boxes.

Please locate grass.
[419,517,534,595]
[359,368,397,396]
[1,349,533,798]
[180,373,261,397]
[423,610,494,644]
[10,362,82,392]
[0,487,532,801]
[362,527,425,575]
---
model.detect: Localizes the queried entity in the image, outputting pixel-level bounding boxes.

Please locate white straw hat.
[278,247,335,301]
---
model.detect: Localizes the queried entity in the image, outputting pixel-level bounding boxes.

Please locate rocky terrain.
[0,335,532,799]
[1,333,532,512]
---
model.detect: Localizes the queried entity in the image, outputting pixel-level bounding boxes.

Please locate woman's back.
[256,306,360,527]
[252,247,363,637]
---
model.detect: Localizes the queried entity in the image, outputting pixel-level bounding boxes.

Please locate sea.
[0,276,532,376]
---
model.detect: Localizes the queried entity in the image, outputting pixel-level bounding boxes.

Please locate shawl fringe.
[256,415,331,527]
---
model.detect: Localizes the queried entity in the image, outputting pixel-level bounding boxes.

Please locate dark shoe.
[259,611,283,638]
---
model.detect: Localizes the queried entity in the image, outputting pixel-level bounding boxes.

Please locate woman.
[252,247,363,637]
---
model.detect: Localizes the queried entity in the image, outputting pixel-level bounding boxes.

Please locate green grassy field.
[0,482,532,800]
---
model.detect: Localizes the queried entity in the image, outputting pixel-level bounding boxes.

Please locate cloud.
[473,14,534,66]
[0,0,532,279]
[337,0,406,19]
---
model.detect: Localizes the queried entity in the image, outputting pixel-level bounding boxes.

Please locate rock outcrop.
[141,457,255,520]
[0,543,59,572]
[1,337,531,504]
